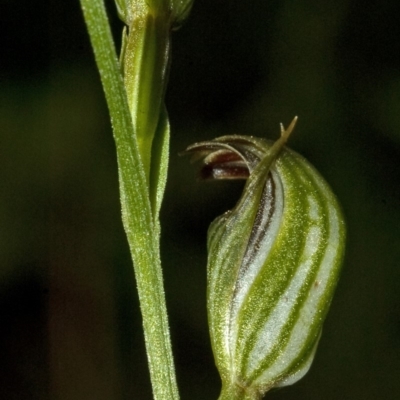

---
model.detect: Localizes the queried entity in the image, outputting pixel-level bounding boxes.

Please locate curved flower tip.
[184,119,346,399]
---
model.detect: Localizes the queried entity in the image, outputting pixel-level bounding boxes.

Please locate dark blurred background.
[1,0,400,399]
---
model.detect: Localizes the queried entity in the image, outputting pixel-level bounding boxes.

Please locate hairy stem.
[80,1,179,399]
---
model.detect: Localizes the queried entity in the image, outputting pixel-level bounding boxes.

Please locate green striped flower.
[184,118,346,400]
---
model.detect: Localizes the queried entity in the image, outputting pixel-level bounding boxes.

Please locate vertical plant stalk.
[80,1,179,399]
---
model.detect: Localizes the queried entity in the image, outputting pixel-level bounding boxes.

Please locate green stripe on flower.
[184,118,346,400]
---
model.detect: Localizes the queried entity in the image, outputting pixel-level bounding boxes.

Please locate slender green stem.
[80,1,179,399]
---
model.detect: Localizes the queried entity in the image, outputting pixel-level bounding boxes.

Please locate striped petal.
[184,118,346,400]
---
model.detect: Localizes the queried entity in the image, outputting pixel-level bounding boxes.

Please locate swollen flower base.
[184,118,346,400]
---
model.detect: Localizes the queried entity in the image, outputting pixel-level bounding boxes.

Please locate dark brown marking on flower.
[192,147,251,180]
[229,173,277,318]
[203,149,244,165]
[240,174,276,274]
[200,165,250,180]
[227,145,260,171]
